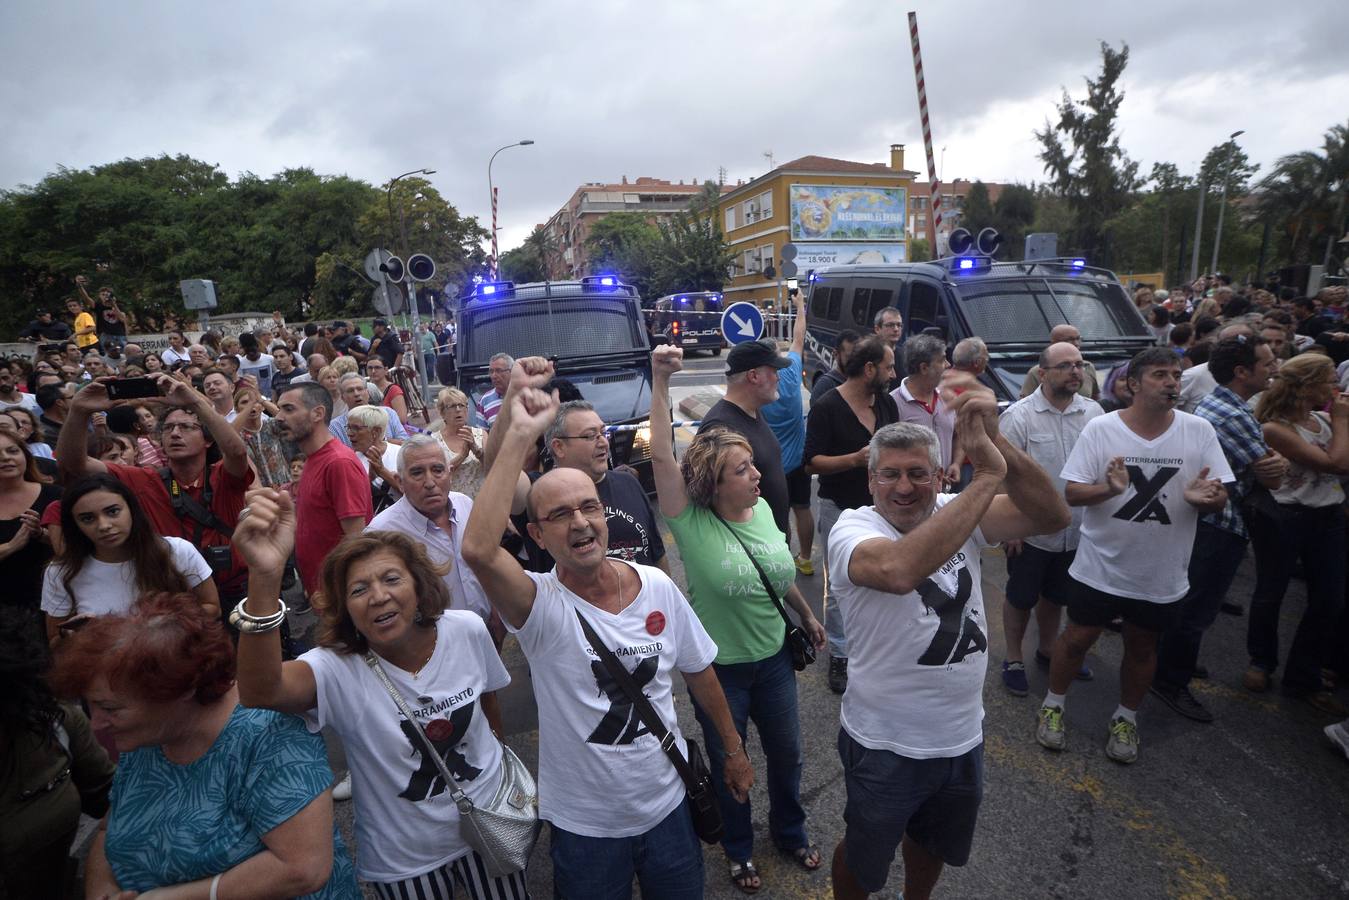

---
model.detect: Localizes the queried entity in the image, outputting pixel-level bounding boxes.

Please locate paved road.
[330,353,1349,897]
[323,502,1349,899]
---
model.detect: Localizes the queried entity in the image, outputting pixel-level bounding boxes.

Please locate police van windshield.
[459,295,647,365]
[664,293,721,314]
[954,277,1149,346]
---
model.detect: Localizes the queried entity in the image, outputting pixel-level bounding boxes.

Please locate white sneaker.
[1326,721,1349,761]
[332,772,353,801]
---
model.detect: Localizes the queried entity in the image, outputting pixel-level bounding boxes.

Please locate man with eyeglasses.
[463,366,753,899]
[827,391,1069,900]
[475,353,514,428]
[1019,325,1101,401]
[997,341,1104,698]
[873,307,905,391]
[58,373,255,608]
[499,391,669,575]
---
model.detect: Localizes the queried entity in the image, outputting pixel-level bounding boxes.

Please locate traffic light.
[380,256,405,283]
[407,253,436,282]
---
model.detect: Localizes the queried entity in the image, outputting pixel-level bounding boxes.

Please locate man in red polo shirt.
[57,374,254,601]
[274,382,373,594]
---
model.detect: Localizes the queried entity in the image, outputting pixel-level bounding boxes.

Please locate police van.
[803,245,1154,403]
[646,291,725,355]
[453,275,656,488]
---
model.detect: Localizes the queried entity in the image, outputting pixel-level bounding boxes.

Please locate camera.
[202,544,233,575]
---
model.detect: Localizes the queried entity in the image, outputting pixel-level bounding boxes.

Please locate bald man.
[462,366,752,897]
[1020,325,1101,401]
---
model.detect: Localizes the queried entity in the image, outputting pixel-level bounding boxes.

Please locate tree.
[959,182,994,233]
[908,238,932,262]
[1034,42,1141,265]
[646,182,737,299]
[584,213,660,298]
[498,228,548,283]
[990,184,1037,260]
[1257,121,1349,270]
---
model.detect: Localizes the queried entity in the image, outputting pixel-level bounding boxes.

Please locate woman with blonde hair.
[1193,297,1221,324]
[232,487,529,898]
[433,386,487,497]
[648,344,826,892]
[318,365,344,418]
[1245,353,1349,714]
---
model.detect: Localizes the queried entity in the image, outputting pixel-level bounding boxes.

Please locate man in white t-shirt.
[827,379,1070,900]
[462,359,753,899]
[1042,348,1232,765]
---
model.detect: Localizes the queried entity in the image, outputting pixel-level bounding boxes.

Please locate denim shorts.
[1005,544,1076,610]
[838,728,983,892]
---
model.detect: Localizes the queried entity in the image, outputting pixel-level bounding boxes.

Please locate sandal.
[728,859,761,894]
[781,843,823,870]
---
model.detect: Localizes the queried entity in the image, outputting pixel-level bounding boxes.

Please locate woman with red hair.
[50,594,358,899]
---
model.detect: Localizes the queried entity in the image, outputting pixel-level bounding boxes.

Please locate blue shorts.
[1005,544,1076,610]
[838,728,983,892]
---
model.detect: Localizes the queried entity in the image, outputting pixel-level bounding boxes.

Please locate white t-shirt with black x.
[829,499,991,760]
[299,611,510,882]
[514,562,718,838]
[1061,410,1233,604]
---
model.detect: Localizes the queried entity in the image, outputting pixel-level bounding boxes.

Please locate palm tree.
[1258,120,1349,269]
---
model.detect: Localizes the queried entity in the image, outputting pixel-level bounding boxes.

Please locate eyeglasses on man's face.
[557,430,607,444]
[872,467,935,486]
[540,498,605,525]
[1047,361,1087,372]
[160,422,203,434]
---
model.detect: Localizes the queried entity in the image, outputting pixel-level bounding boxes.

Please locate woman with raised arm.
[232,487,529,899]
[649,343,827,894]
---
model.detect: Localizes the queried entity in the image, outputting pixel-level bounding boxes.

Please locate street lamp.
[1210,130,1245,276]
[487,140,535,277]
[384,167,435,401]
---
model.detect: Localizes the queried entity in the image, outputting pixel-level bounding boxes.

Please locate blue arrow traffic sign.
[721,301,765,345]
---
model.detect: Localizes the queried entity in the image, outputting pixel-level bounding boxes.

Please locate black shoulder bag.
[712,512,817,671]
[573,608,724,844]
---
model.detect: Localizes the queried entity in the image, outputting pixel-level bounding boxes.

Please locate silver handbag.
[365,653,539,877]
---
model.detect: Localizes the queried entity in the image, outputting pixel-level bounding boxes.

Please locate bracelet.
[210,873,222,900]
[724,742,746,761]
[228,597,288,634]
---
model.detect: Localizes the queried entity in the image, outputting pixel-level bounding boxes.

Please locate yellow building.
[718,145,917,312]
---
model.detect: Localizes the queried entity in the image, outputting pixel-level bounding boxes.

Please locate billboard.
[794,243,907,268]
[790,184,907,241]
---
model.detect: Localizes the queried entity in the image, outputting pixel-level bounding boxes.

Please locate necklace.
[406,631,438,679]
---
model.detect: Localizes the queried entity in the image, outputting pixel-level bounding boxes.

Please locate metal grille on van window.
[462,298,641,362]
[592,373,636,385]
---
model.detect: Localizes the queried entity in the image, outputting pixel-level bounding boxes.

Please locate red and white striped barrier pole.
[490,186,499,278]
[909,11,943,253]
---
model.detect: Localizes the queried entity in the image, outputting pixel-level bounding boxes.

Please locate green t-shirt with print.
[667,498,794,665]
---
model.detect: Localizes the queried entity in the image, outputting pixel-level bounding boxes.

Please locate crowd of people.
[1,273,1347,900]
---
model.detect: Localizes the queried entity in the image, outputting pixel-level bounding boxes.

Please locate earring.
[413,609,425,625]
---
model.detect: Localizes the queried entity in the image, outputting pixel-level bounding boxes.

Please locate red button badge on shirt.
[646,611,666,636]
[425,718,454,742]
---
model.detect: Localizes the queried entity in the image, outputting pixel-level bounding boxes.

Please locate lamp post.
[385,167,435,402]
[1209,130,1245,276]
[487,140,535,277]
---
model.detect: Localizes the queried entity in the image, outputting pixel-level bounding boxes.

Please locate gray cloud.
[2,0,1345,253]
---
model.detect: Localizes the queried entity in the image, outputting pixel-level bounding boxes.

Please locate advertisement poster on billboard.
[793,243,907,268]
[790,184,907,241]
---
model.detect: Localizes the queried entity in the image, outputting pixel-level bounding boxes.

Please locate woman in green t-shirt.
[650,345,826,894]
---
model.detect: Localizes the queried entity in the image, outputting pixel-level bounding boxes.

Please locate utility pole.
[1189,181,1207,284]
[1210,130,1245,275]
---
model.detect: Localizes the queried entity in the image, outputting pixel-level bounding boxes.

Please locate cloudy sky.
[3,1,1345,252]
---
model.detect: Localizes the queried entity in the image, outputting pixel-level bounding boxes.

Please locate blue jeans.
[818,498,847,658]
[1155,522,1248,690]
[549,800,704,900]
[690,644,808,863]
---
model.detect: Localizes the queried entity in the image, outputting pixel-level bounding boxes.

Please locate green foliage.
[1199,142,1259,195]
[908,238,932,262]
[498,227,549,283]
[990,184,1037,260]
[0,155,488,335]
[1258,120,1349,269]
[1034,42,1141,265]
[584,213,660,298]
[959,182,995,233]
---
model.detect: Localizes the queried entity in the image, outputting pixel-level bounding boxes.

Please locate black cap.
[372,318,389,328]
[331,320,348,329]
[726,338,790,375]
